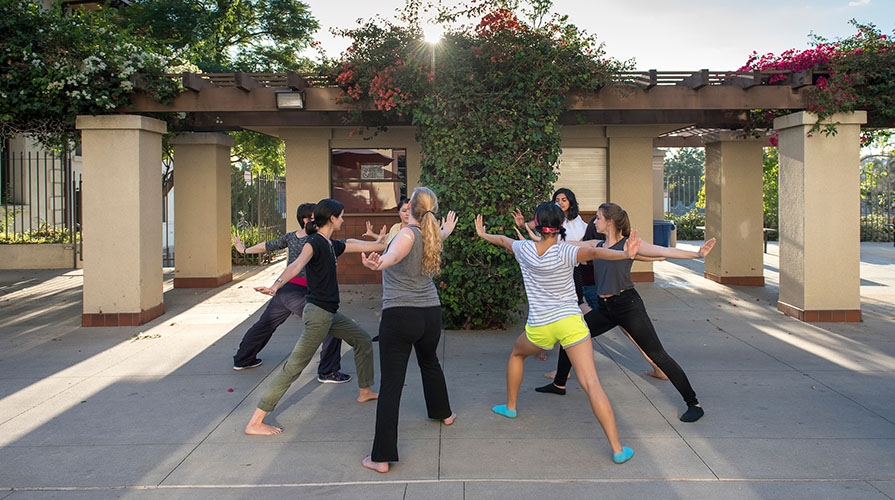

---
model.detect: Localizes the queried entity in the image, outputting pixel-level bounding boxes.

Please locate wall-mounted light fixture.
[276,90,306,109]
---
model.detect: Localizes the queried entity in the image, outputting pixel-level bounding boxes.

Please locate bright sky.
[302,0,895,70]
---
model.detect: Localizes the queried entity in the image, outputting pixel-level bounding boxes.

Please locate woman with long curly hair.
[360,187,458,473]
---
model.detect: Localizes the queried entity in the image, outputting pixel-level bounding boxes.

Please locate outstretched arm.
[361,228,415,271]
[345,224,388,253]
[256,242,314,296]
[475,214,515,253]
[576,230,642,263]
[636,237,716,259]
[233,233,267,254]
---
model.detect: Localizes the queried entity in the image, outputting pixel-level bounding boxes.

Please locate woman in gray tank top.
[537,202,716,423]
[360,187,458,473]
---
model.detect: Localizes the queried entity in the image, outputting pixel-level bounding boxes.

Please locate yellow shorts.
[525,314,590,350]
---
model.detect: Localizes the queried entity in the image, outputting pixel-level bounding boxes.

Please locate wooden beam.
[183,73,216,92]
[678,69,710,89]
[286,72,308,90]
[235,72,262,92]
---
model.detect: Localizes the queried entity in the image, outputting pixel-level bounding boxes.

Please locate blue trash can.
[653,220,675,247]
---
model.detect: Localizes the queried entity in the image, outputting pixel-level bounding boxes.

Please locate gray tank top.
[594,238,635,296]
[381,226,441,309]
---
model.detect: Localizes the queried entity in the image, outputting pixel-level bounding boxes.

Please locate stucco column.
[607,130,658,281]
[76,115,166,326]
[281,128,332,232]
[703,132,766,286]
[774,111,866,322]
[171,133,234,288]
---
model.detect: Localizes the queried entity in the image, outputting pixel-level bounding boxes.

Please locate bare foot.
[244,408,283,435]
[245,422,283,435]
[443,413,457,425]
[645,369,669,380]
[536,350,548,361]
[362,455,389,473]
[544,369,557,379]
[358,387,379,403]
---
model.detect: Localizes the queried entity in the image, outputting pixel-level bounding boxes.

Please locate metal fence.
[1,143,81,265]
[664,175,703,216]
[229,170,287,266]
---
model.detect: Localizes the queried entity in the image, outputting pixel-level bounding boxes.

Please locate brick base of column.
[174,273,233,288]
[631,271,654,282]
[777,301,861,322]
[82,302,165,327]
[704,272,765,286]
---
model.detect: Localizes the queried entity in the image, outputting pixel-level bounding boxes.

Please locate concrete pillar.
[171,133,234,288]
[281,128,333,231]
[607,130,657,282]
[76,115,166,326]
[703,132,766,286]
[774,111,866,322]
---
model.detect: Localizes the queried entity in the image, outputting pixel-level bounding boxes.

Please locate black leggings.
[553,288,698,407]
[371,306,452,462]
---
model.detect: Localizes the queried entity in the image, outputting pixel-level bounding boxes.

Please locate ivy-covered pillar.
[171,133,234,288]
[76,115,166,326]
[281,127,332,232]
[703,132,766,286]
[774,111,866,322]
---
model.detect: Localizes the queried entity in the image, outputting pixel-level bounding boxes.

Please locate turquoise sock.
[613,446,634,464]
[491,404,517,418]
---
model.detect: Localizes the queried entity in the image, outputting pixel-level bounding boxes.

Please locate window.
[331,148,406,212]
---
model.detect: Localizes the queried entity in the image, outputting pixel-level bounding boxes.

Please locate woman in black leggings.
[536,202,715,423]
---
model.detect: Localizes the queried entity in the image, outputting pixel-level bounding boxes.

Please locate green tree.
[231,131,286,176]
[664,148,705,212]
[762,147,779,232]
[0,0,181,148]
[116,0,320,72]
[331,0,631,328]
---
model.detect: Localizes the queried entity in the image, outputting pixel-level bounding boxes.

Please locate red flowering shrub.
[740,20,895,137]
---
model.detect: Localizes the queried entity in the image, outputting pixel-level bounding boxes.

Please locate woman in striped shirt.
[474,202,640,465]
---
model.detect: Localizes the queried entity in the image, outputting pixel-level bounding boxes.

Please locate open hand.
[624,229,641,259]
[441,210,458,236]
[512,208,525,227]
[361,252,382,270]
[698,237,716,258]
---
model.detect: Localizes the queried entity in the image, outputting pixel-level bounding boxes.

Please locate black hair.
[397,197,410,210]
[552,187,580,220]
[533,201,567,240]
[306,198,344,235]
[296,203,316,229]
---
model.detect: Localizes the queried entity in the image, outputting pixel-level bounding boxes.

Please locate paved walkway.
[1,242,893,499]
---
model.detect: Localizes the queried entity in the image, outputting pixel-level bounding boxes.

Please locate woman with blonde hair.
[360,187,458,473]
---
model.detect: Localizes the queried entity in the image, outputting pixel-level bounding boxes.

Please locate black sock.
[535,383,566,395]
[680,405,704,422]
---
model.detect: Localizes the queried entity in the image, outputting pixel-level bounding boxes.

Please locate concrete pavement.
[1,242,893,499]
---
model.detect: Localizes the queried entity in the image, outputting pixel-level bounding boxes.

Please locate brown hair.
[598,202,631,237]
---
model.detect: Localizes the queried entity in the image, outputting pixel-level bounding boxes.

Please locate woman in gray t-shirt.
[360,187,457,474]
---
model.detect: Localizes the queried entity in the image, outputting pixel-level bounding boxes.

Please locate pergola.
[76,69,867,325]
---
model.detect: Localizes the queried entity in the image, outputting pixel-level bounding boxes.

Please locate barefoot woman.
[245,199,386,435]
[360,187,457,473]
